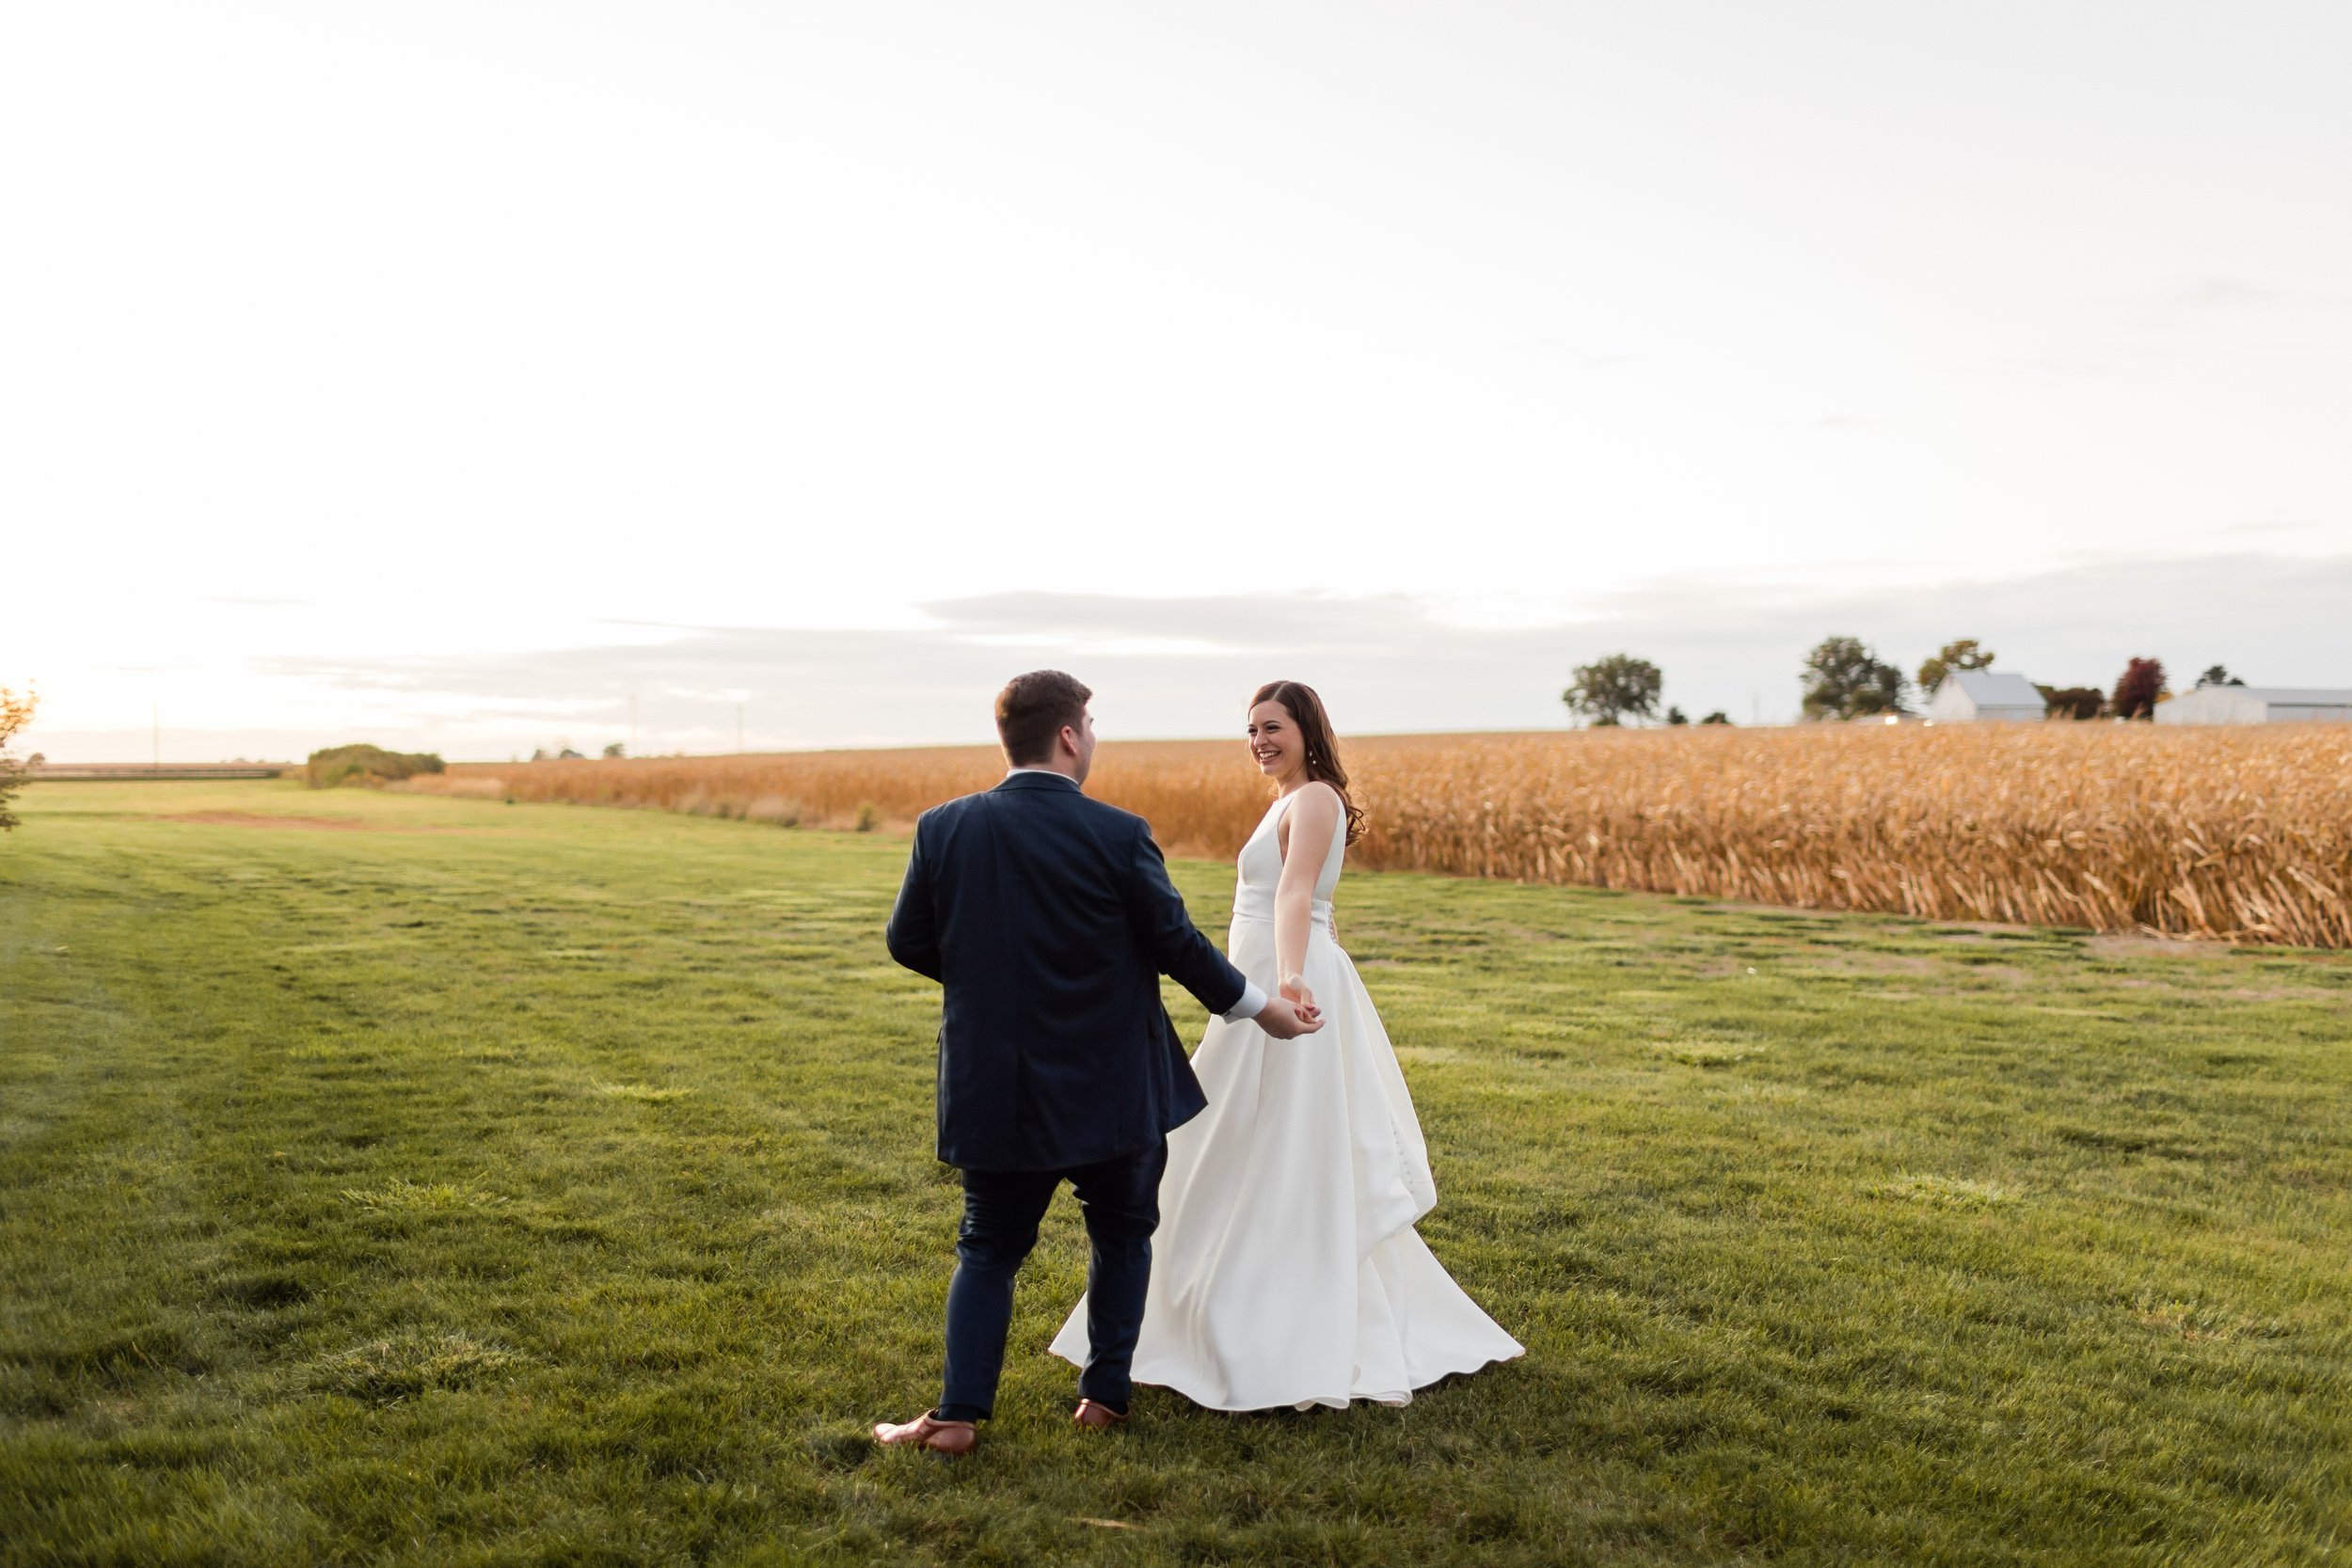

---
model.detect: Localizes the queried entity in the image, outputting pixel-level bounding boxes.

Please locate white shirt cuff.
[1221,980,1268,1024]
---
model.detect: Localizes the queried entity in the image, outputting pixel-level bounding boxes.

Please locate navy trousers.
[935,1138,1168,1421]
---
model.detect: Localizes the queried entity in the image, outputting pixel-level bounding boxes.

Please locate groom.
[874,671,1322,1454]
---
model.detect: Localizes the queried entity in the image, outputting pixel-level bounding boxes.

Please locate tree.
[1916,639,1995,695]
[1698,710,1732,725]
[602,742,627,759]
[0,686,34,832]
[1801,637,1907,721]
[1563,655,1663,727]
[2039,685,2105,721]
[305,744,445,789]
[2197,665,2245,689]
[1665,705,1689,726]
[2111,657,2167,720]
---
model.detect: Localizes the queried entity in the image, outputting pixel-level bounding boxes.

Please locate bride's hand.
[1279,974,1316,1017]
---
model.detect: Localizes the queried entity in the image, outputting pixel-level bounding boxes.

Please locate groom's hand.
[1254,997,1323,1039]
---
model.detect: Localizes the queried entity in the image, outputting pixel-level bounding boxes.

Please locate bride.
[1050,680,1521,1410]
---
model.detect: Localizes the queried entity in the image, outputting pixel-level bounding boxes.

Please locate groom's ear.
[994,670,1092,764]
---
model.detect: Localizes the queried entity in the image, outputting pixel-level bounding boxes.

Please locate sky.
[5,1,2347,760]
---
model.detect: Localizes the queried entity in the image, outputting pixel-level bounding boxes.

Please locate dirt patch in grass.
[1938,961,2032,986]
[1799,953,1944,977]
[155,812,471,833]
[1897,920,2090,945]
[2085,934,2239,960]
[2226,983,2347,1002]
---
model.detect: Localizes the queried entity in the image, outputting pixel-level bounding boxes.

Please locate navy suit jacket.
[884,770,1248,1171]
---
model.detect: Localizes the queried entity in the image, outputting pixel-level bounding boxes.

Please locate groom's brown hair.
[995,671,1092,766]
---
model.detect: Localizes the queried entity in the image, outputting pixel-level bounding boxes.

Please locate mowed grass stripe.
[0,781,2346,1567]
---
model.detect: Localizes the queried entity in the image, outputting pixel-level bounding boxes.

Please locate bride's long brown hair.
[1251,680,1366,847]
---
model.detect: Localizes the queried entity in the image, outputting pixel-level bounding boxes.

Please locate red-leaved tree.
[2110,657,2166,721]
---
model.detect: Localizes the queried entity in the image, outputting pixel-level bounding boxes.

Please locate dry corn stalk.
[399,725,2352,946]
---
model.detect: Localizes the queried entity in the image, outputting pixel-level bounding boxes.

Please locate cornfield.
[400,726,2352,946]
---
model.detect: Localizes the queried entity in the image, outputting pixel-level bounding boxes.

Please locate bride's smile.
[1246,704,1306,784]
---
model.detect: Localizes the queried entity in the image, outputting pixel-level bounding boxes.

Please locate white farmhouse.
[2155,686,2352,724]
[1925,670,2046,722]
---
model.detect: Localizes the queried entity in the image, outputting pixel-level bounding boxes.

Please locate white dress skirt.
[1049,790,1523,1410]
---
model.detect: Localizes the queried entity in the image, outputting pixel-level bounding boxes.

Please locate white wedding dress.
[1049,787,1523,1410]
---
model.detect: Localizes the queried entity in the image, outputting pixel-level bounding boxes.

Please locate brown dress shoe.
[873,1411,978,1455]
[1073,1399,1129,1431]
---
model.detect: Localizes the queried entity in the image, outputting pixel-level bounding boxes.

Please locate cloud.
[243,551,2352,753]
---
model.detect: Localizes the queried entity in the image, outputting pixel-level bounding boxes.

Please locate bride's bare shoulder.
[1286,782,1343,822]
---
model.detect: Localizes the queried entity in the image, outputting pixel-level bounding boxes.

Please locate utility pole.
[737,702,746,755]
[152,702,160,773]
[629,693,639,757]
[1751,690,1760,727]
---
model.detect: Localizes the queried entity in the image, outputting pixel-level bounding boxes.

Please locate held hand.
[1253,996,1324,1039]
[1279,974,1317,1017]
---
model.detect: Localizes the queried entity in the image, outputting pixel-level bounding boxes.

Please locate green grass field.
[3,781,2347,1566]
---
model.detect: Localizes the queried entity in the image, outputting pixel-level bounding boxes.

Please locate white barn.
[2155,686,2352,725]
[1925,670,2046,723]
